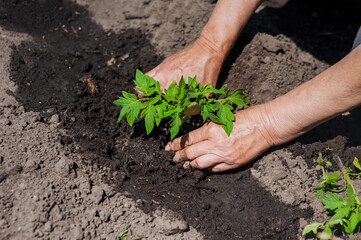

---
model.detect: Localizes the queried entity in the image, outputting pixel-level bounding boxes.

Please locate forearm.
[263,45,361,145]
[197,0,263,59]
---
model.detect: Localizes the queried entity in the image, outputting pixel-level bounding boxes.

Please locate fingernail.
[165,144,170,151]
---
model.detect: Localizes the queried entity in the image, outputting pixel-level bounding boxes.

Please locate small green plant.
[114,70,249,139]
[303,155,361,239]
[118,224,146,240]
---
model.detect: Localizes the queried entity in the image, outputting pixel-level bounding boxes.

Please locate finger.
[165,124,209,151]
[173,140,212,162]
[184,154,221,170]
[209,162,238,173]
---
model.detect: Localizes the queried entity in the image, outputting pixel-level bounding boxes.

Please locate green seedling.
[314,154,340,197]
[114,70,249,139]
[303,156,361,239]
[118,224,146,240]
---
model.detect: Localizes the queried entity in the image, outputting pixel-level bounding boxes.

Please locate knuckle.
[184,147,195,159]
[191,160,200,169]
[195,160,207,169]
[207,125,220,136]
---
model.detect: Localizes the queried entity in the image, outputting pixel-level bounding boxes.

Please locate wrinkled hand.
[165,105,278,172]
[145,36,226,90]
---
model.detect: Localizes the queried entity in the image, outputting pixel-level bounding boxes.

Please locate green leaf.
[227,88,249,107]
[177,76,186,101]
[164,81,177,102]
[321,192,345,210]
[204,84,226,95]
[326,161,332,167]
[329,206,349,225]
[346,184,357,205]
[155,102,167,126]
[134,69,148,94]
[320,222,332,240]
[118,224,130,239]
[344,211,360,233]
[150,95,161,105]
[201,104,211,122]
[317,156,323,165]
[184,102,201,116]
[188,76,197,88]
[113,92,142,126]
[328,172,340,184]
[217,104,234,135]
[207,112,222,124]
[316,188,325,197]
[354,157,361,171]
[302,222,324,235]
[170,115,182,140]
[117,109,126,126]
[143,104,156,135]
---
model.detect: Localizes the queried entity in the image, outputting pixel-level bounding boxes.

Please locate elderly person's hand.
[145,36,224,90]
[165,105,276,172]
[141,0,263,91]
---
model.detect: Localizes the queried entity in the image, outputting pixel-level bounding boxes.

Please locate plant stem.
[335,156,361,205]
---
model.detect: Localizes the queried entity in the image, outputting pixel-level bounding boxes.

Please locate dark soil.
[1,0,361,239]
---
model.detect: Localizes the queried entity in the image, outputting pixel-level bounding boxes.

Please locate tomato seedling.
[303,155,361,239]
[114,70,249,139]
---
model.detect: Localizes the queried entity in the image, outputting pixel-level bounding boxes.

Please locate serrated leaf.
[329,172,340,184]
[201,104,211,122]
[222,121,233,135]
[177,76,186,101]
[321,192,345,210]
[164,81,177,102]
[154,102,167,126]
[117,108,126,126]
[344,211,360,234]
[228,88,248,107]
[204,84,226,95]
[302,222,324,235]
[211,101,221,112]
[150,95,161,105]
[346,184,357,205]
[143,104,156,135]
[354,157,361,171]
[316,189,325,197]
[188,76,195,87]
[217,104,234,135]
[208,112,222,124]
[134,69,147,94]
[114,92,142,126]
[329,206,349,225]
[170,115,182,140]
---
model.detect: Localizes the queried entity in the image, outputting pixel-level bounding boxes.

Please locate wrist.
[259,101,306,146]
[196,29,232,62]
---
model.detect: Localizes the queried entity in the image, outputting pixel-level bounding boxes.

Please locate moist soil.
[1,0,361,239]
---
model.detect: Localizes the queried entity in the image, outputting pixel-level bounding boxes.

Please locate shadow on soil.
[2,0,360,239]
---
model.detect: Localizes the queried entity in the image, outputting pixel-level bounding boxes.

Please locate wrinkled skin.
[146,37,224,90]
[165,105,274,172]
